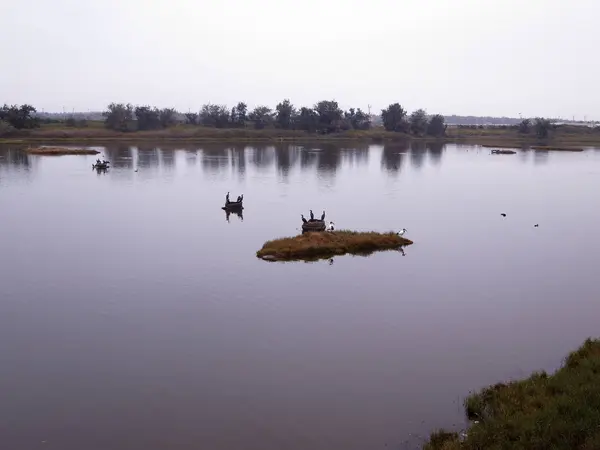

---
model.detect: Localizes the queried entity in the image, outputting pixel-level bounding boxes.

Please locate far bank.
[1,124,600,149]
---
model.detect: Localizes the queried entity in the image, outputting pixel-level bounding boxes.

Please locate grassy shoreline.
[425,338,600,450]
[24,146,99,155]
[256,230,413,262]
[2,124,600,148]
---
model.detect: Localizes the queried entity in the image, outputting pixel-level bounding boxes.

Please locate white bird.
[327,221,335,231]
[397,228,407,237]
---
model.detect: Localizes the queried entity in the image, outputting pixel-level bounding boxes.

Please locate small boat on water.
[92,160,110,170]
[222,192,244,210]
[491,149,516,155]
[222,200,243,210]
[302,219,326,232]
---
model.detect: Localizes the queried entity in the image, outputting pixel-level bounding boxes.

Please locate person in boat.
[301,214,307,224]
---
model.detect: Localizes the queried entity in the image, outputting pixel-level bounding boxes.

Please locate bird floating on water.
[327,221,335,231]
[397,228,407,237]
[501,213,506,217]
[534,224,539,227]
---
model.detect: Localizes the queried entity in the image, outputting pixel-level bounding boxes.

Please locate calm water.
[1,142,600,450]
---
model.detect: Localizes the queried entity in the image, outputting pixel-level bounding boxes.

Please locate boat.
[491,149,516,155]
[92,161,110,169]
[222,200,243,210]
[302,219,326,232]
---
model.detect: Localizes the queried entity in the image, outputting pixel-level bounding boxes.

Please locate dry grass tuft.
[256,230,412,261]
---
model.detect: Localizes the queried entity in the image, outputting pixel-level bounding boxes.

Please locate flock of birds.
[501,213,539,227]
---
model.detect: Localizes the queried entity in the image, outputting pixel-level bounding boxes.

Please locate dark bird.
[226,191,230,203]
[301,214,307,224]
[321,210,325,221]
[534,224,539,227]
[501,213,506,217]
[309,210,314,220]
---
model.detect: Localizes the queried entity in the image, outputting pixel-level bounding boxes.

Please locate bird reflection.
[225,209,244,222]
[328,258,334,265]
[398,247,406,256]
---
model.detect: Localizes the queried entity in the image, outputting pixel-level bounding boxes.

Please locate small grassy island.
[256,230,413,262]
[25,146,99,155]
[425,338,600,450]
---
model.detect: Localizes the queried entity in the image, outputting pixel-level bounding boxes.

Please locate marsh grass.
[256,230,413,261]
[25,146,99,155]
[424,338,600,450]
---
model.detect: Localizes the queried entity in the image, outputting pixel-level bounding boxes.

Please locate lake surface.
[1,142,600,450]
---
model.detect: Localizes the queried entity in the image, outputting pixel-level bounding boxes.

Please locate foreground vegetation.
[256,230,412,261]
[425,338,600,450]
[25,146,99,155]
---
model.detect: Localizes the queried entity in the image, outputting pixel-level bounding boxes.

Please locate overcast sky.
[1,0,598,118]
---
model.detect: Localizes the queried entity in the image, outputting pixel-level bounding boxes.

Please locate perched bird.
[301,214,307,224]
[397,228,407,237]
[310,210,314,220]
[327,221,335,231]
[321,210,325,221]
[501,213,506,217]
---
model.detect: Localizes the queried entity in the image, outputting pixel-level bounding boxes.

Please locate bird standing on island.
[397,228,407,237]
[310,210,314,220]
[321,211,325,221]
[301,214,307,224]
[327,221,335,231]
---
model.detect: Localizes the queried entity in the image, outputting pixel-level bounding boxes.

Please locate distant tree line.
[100,100,449,137]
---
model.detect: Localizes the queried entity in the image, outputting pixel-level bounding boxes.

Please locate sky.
[1,0,598,119]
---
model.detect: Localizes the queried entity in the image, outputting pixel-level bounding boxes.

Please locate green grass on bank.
[424,338,600,450]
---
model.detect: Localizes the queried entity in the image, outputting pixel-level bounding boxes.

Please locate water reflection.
[224,208,244,222]
[381,142,408,173]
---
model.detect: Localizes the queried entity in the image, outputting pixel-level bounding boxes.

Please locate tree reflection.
[409,141,427,169]
[426,142,444,165]
[381,142,408,174]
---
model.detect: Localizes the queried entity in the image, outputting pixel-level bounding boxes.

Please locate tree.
[248,106,273,129]
[0,104,39,129]
[314,100,343,133]
[159,108,177,128]
[427,114,446,137]
[231,102,247,127]
[297,107,318,132]
[184,112,199,125]
[381,103,408,132]
[275,99,296,129]
[518,118,531,134]
[200,104,230,128]
[134,106,161,130]
[409,109,429,136]
[534,117,552,139]
[345,108,371,130]
[103,103,134,131]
